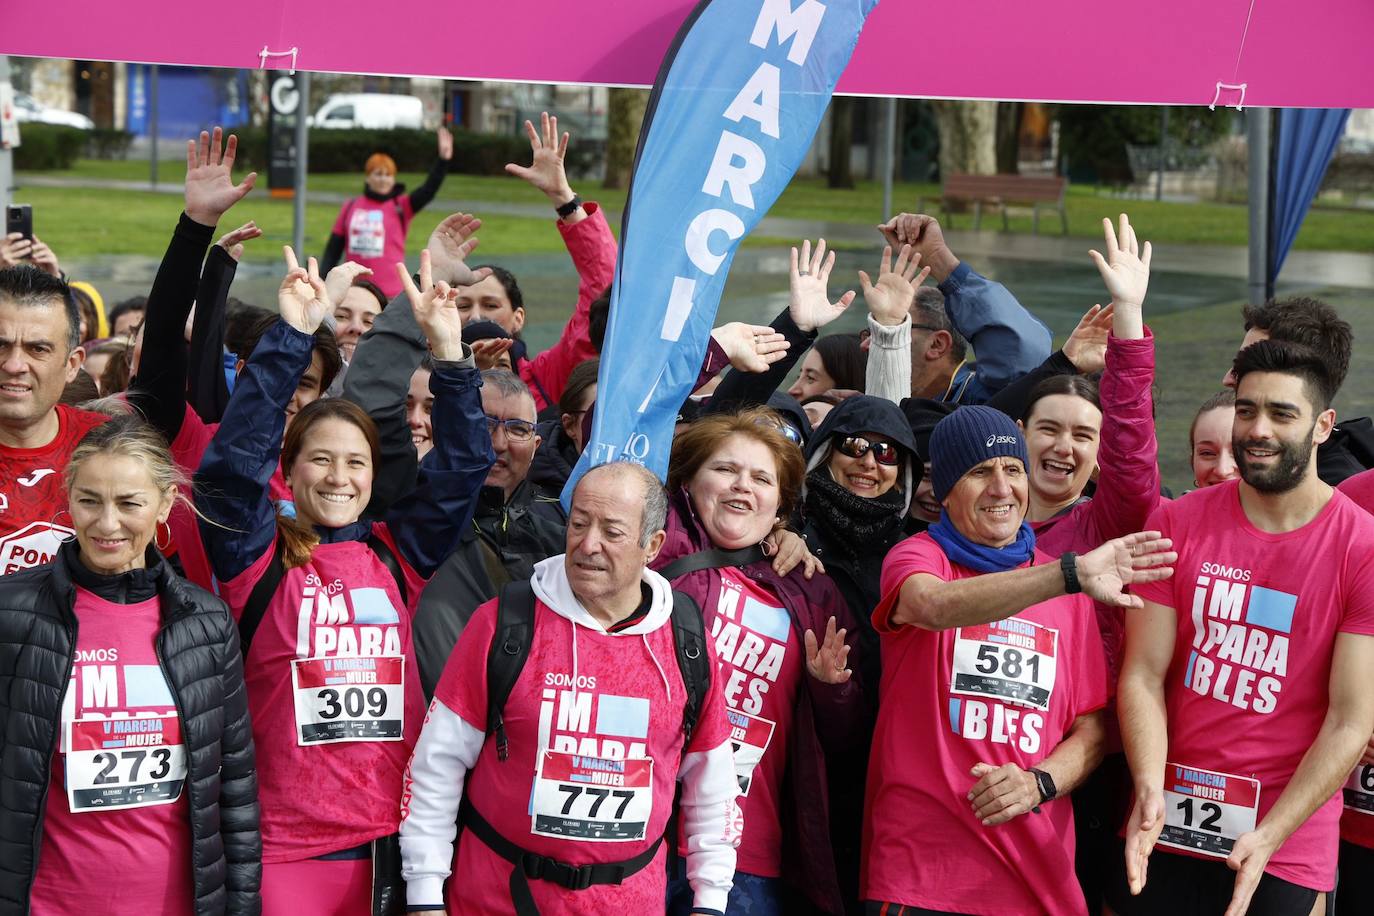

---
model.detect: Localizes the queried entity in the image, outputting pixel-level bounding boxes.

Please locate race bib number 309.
[65,714,187,813]
[292,656,405,745]
[951,619,1058,711]
[530,751,653,842]
[1159,763,1260,857]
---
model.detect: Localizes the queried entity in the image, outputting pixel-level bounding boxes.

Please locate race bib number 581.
[1159,763,1260,857]
[951,619,1058,711]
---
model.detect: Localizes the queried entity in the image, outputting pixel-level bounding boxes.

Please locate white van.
[311,94,425,130]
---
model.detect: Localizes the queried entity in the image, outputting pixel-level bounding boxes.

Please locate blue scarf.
[927,511,1036,573]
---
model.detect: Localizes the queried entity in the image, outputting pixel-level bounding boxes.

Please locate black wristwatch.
[1029,767,1057,814]
[555,194,583,219]
[1060,552,1081,594]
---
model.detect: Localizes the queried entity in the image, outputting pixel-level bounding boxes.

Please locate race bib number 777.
[530,750,653,842]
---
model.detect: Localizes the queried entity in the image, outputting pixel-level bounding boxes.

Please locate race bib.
[951,620,1058,711]
[530,750,653,842]
[292,656,405,745]
[1159,763,1260,857]
[726,708,776,797]
[1344,764,1374,815]
[65,714,187,813]
[348,209,385,258]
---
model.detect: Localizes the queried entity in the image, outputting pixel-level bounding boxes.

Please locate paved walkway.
[23,174,1374,289]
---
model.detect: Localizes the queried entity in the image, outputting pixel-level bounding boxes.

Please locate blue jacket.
[938,261,1052,405]
[195,319,494,583]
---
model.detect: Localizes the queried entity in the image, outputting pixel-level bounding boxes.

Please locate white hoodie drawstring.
[570,619,581,708]
[643,633,674,705]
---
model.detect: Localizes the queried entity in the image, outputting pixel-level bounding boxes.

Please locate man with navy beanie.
[860,404,1177,916]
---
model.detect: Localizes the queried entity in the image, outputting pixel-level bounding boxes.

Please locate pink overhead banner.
[4,0,1373,108]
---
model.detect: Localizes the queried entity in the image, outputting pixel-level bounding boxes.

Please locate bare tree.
[603,87,648,190]
[931,100,997,178]
[827,97,856,189]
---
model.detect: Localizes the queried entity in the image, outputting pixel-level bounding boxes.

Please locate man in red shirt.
[0,266,106,574]
[1117,341,1374,916]
[865,405,1175,916]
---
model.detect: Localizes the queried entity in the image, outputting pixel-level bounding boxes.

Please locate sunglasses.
[834,435,901,466]
[485,415,537,442]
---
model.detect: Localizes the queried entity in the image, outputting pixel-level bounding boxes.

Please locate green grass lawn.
[23,159,1374,262]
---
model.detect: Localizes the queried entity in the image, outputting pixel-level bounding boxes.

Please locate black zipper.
[27,610,78,898]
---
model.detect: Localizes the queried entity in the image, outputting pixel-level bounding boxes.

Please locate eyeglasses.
[485,415,537,442]
[834,435,901,466]
[753,416,803,445]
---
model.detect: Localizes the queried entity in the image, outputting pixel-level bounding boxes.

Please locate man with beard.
[1112,340,1374,916]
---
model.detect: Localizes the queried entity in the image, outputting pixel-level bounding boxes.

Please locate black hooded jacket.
[0,542,259,915]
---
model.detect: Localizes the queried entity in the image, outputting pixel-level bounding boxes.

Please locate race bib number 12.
[1159,763,1260,857]
[292,656,405,745]
[950,619,1058,711]
[66,714,187,813]
[1344,764,1374,815]
[530,750,653,842]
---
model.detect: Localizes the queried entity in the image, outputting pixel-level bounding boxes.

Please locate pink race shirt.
[434,595,732,915]
[219,528,427,862]
[862,534,1107,916]
[332,196,415,298]
[689,568,800,877]
[1337,469,1374,850]
[1133,481,1374,889]
[31,589,194,915]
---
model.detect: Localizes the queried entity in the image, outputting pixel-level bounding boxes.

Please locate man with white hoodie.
[399,461,741,914]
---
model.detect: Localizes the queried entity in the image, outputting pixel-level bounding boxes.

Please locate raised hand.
[278,247,331,334]
[426,212,492,287]
[789,239,856,333]
[1089,213,1152,313]
[503,111,575,205]
[967,762,1040,826]
[437,125,454,161]
[804,616,852,685]
[1076,531,1176,607]
[859,244,930,327]
[216,221,263,263]
[324,261,374,308]
[399,250,464,361]
[470,337,516,371]
[1061,302,1115,374]
[877,213,957,281]
[184,127,257,227]
[709,322,790,373]
[27,237,60,278]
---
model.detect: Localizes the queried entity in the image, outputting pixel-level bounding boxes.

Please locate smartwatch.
[1029,767,1057,814]
[1060,552,1081,594]
[555,194,583,219]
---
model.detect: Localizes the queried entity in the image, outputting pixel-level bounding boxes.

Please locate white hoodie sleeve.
[399,698,487,908]
[678,739,742,914]
[865,312,912,403]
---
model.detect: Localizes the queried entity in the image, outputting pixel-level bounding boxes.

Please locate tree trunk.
[602,87,648,190]
[995,102,1023,174]
[930,100,998,179]
[827,97,856,189]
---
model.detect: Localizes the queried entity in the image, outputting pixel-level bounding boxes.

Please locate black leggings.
[1106,847,1319,916]
[1336,840,1374,915]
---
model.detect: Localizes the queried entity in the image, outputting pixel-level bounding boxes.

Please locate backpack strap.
[238,532,408,660]
[667,590,711,746]
[486,580,536,762]
[657,544,765,581]
[366,531,410,606]
[238,539,287,660]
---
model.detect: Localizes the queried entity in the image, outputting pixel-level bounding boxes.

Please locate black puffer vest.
[0,542,261,915]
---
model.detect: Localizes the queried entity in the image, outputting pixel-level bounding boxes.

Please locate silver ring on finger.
[798,270,809,277]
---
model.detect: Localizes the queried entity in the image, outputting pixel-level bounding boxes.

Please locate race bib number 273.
[65,714,187,813]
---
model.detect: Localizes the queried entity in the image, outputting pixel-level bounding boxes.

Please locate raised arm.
[707,238,854,413]
[881,213,1052,402]
[404,126,454,214]
[196,249,328,582]
[986,302,1113,420]
[128,128,256,442]
[505,113,617,408]
[187,221,261,424]
[383,252,495,578]
[860,243,929,403]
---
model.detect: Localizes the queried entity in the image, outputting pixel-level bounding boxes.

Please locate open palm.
[184,127,256,226]
[789,238,855,333]
[1089,213,1151,310]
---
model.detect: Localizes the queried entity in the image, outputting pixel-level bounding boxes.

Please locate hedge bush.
[227,126,531,176]
[12,124,88,170]
[87,128,135,160]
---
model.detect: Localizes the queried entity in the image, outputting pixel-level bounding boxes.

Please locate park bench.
[918,173,1069,234]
